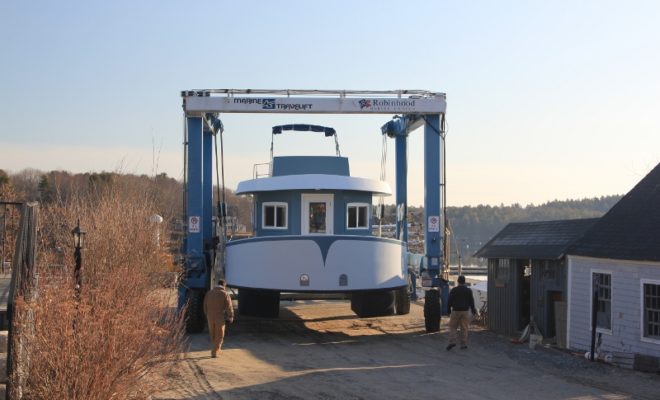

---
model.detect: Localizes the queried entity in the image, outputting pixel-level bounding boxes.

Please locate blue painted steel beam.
[395,132,408,243]
[183,117,206,291]
[186,117,204,258]
[203,128,213,242]
[381,117,409,244]
[423,114,449,314]
[423,115,442,276]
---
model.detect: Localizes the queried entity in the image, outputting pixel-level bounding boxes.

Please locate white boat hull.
[225,235,406,292]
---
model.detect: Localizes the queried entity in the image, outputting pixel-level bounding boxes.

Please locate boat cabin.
[224,126,408,318]
[245,155,385,237]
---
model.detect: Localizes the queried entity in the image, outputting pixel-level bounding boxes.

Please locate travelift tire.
[351,290,395,317]
[238,288,280,318]
[424,289,441,332]
[185,289,206,334]
[395,286,411,315]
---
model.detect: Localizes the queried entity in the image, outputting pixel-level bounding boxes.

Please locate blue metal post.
[186,116,204,262]
[423,114,449,313]
[179,116,205,309]
[395,132,408,244]
[203,128,213,242]
[423,114,442,274]
[381,117,410,244]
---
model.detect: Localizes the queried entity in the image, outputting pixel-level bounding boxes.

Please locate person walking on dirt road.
[203,279,234,358]
[446,275,477,351]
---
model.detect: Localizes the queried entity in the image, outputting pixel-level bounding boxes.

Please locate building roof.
[473,218,599,260]
[569,163,660,262]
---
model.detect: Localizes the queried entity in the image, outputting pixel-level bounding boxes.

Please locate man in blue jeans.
[446,275,477,350]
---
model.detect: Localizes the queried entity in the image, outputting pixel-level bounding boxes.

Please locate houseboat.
[225,124,410,318]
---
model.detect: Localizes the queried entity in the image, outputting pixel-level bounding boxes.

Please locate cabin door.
[301,194,334,235]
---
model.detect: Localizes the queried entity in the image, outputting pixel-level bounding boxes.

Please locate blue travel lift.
[178,89,449,333]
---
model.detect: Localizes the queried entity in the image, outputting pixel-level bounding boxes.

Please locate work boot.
[446,343,456,351]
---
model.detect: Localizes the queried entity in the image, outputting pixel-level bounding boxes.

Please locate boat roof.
[236,174,392,196]
[272,156,349,176]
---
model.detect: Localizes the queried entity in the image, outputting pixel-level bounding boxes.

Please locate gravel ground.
[155,299,659,400]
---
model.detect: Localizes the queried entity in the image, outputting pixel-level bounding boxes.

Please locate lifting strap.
[377,133,387,236]
[214,129,227,279]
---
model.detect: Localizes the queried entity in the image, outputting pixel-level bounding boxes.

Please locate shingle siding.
[568,256,660,358]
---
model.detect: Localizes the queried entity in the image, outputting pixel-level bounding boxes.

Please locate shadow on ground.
[156,300,660,400]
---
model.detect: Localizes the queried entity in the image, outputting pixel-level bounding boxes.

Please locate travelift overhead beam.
[182,89,446,115]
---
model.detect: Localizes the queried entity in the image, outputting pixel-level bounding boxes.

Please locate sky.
[1,1,659,207]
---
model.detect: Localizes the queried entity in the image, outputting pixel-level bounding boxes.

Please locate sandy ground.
[155,299,659,400]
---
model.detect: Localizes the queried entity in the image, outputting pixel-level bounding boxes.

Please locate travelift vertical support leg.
[185,116,204,283]
[203,129,214,246]
[179,116,208,333]
[203,128,214,290]
[423,114,448,330]
[423,114,442,279]
[395,133,408,243]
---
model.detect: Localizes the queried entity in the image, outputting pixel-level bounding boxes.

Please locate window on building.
[347,203,369,229]
[496,259,510,282]
[543,261,556,279]
[593,272,612,330]
[263,202,287,229]
[643,282,660,340]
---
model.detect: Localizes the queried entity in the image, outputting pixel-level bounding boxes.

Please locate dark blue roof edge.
[473,218,599,260]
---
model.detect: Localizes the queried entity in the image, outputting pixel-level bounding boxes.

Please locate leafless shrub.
[13,175,186,400]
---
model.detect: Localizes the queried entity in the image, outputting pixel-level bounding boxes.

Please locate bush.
[12,176,186,400]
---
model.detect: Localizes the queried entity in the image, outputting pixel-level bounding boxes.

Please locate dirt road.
[155,299,659,400]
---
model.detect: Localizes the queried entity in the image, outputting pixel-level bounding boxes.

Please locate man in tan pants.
[446,275,477,350]
[203,279,234,358]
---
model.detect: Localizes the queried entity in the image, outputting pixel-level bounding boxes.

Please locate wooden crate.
[611,352,635,369]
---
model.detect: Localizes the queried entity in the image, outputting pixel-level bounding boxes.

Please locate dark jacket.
[447,284,477,314]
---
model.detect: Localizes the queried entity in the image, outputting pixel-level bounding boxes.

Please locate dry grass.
[11,177,186,400]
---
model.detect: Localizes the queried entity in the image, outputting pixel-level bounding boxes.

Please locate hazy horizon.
[0,164,627,209]
[2,1,659,206]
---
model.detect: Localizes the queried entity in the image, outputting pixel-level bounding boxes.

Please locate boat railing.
[253,162,271,179]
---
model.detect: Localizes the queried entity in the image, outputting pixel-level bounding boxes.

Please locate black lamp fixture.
[71,219,86,292]
[71,219,86,250]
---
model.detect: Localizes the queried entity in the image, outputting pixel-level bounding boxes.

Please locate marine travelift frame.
[179,89,449,332]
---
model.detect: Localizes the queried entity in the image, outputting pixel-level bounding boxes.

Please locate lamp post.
[71,219,86,293]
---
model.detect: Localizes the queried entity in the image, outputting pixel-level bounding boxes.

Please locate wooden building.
[474,219,597,337]
[567,163,660,367]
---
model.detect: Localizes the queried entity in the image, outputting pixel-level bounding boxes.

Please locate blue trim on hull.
[226,234,403,246]
[229,286,407,293]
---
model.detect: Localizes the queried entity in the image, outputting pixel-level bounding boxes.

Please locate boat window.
[308,202,327,233]
[262,202,287,229]
[347,203,369,229]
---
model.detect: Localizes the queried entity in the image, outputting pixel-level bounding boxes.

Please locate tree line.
[403,196,620,265]
[1,168,621,265]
